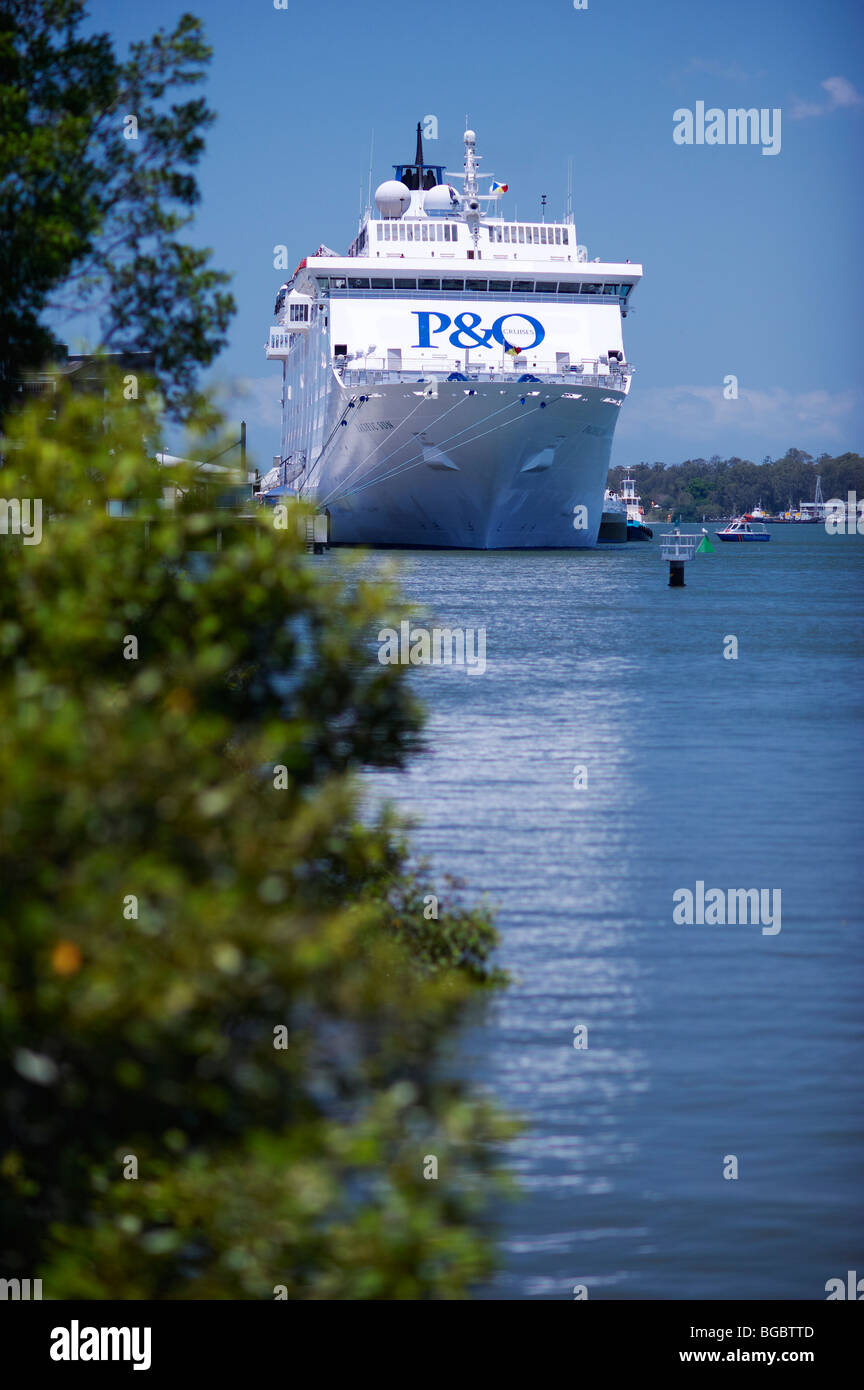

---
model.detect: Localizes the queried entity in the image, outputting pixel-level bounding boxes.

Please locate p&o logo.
[411,310,545,352]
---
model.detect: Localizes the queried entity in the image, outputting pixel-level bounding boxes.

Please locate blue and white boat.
[715,516,771,542]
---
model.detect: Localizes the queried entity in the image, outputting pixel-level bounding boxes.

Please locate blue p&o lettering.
[411,311,452,347]
[491,314,545,351]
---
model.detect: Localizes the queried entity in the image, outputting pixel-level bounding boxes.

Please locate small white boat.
[715,516,770,542]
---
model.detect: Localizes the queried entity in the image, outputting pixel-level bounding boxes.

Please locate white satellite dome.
[374,179,411,218]
[423,183,459,215]
[463,129,476,145]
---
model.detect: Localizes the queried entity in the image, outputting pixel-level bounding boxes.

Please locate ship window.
[441,277,464,290]
[488,279,511,292]
[470,280,488,291]
[394,278,416,288]
[512,279,533,292]
[418,277,439,289]
[348,278,369,289]
[582,283,601,295]
[558,281,579,294]
[540,227,548,244]
[561,227,569,244]
[619,283,632,298]
[370,277,392,288]
[421,224,428,240]
[533,227,541,243]
[602,283,617,295]
[518,226,525,243]
[330,277,346,289]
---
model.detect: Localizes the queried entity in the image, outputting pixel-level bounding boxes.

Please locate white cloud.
[791,75,864,119]
[615,384,862,459]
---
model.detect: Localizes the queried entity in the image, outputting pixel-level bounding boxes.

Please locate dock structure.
[659,530,699,586]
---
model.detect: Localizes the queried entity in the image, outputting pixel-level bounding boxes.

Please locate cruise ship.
[263,124,642,547]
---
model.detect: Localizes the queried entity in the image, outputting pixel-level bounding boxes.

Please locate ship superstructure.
[264,124,643,547]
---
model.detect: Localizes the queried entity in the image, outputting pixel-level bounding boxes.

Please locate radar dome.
[463,129,476,145]
[423,183,459,215]
[374,180,411,218]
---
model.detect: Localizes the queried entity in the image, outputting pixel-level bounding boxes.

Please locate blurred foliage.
[610,449,864,520]
[0,2,233,417]
[0,382,513,1299]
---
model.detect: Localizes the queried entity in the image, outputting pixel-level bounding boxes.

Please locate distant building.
[14,347,156,407]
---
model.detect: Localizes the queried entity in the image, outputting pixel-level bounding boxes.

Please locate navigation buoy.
[659,530,698,586]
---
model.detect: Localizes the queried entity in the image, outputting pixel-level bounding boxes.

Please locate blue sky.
[81,0,863,469]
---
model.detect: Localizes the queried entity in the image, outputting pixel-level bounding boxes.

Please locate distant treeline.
[609,449,864,520]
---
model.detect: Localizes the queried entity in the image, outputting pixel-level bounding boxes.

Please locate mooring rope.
[320,392,533,507]
[314,390,468,507]
[329,400,546,505]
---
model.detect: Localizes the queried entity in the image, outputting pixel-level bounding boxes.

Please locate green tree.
[0,383,512,1300]
[0,2,233,417]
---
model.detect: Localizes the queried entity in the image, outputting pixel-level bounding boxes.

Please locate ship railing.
[338,362,632,390]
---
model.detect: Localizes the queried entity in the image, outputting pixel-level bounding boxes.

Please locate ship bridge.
[393,122,446,190]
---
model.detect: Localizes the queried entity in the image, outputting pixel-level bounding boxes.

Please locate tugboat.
[715,515,771,542]
[620,468,653,541]
[597,486,628,543]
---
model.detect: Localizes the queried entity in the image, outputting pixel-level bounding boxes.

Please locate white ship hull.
[310,379,623,548]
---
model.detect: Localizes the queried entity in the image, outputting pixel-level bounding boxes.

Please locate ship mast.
[461,128,482,248]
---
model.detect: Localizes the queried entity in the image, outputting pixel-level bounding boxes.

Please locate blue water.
[361,526,863,1300]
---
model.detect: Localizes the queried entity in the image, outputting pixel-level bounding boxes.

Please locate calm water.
[359,525,863,1300]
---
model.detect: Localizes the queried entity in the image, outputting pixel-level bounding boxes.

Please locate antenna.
[566,158,573,224]
[365,129,374,216]
[541,193,547,223]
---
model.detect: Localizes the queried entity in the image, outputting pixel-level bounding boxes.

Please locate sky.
[79,0,864,471]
